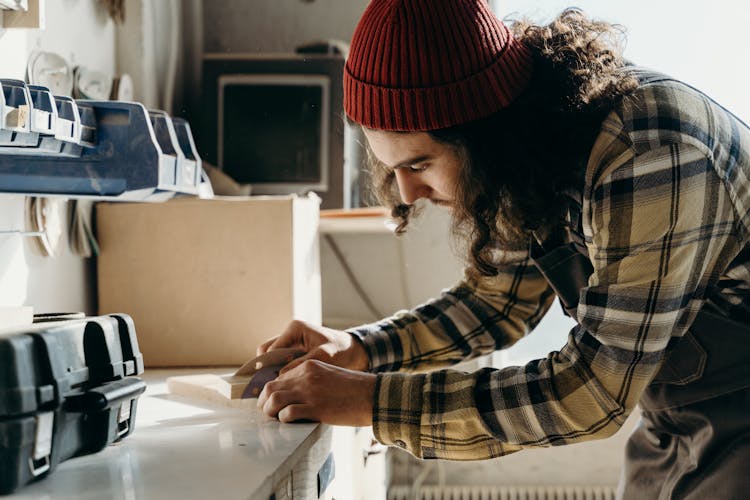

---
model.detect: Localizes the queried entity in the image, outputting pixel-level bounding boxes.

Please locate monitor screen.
[218,74,329,193]
[197,53,357,209]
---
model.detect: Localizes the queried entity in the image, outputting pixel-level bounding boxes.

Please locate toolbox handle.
[63,377,146,413]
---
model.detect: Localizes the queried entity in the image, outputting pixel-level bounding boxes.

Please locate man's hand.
[257,359,376,426]
[257,320,370,374]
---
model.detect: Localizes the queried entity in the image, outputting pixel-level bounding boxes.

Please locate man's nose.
[394,169,430,204]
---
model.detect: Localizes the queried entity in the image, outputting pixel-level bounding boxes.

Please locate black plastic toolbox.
[0,313,146,494]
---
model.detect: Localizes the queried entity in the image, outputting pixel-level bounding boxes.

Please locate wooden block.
[167,373,253,402]
[221,374,256,399]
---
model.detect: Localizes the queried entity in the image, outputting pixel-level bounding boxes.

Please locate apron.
[529,201,750,500]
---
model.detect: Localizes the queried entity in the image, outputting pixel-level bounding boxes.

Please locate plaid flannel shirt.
[348,69,750,460]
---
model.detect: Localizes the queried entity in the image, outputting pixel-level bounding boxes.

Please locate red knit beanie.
[344,0,534,131]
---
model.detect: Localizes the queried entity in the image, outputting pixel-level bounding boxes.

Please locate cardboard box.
[96,195,321,367]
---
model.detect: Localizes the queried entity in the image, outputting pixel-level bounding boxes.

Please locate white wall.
[493,0,750,122]
[322,205,465,329]
[114,0,182,112]
[0,0,117,316]
[201,0,369,53]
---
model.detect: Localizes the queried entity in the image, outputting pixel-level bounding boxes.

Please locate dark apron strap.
[642,306,750,410]
[529,238,592,318]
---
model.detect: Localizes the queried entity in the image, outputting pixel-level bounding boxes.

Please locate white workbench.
[9,369,385,500]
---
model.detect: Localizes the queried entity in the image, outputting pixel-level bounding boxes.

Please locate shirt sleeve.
[347,250,555,373]
[358,112,742,460]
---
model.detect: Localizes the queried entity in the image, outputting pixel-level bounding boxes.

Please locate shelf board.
[319,207,394,234]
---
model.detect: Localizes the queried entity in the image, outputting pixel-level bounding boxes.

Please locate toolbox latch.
[117,400,132,437]
[29,411,54,477]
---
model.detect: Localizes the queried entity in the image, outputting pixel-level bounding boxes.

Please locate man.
[256,1,750,497]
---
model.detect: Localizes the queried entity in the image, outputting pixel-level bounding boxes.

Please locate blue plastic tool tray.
[0,79,203,200]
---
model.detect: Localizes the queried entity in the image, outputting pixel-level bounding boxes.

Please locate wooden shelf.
[319,207,394,234]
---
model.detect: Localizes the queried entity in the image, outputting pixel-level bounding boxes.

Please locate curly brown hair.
[365,8,639,275]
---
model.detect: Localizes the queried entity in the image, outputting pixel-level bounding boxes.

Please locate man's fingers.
[278,404,315,423]
[256,337,279,355]
[258,320,311,355]
[258,336,299,356]
[278,349,328,374]
[259,389,296,418]
[279,354,311,374]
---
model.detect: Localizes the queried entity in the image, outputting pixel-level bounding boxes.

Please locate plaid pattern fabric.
[348,70,750,460]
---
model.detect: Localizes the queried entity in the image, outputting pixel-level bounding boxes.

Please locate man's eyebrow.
[389,155,432,169]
